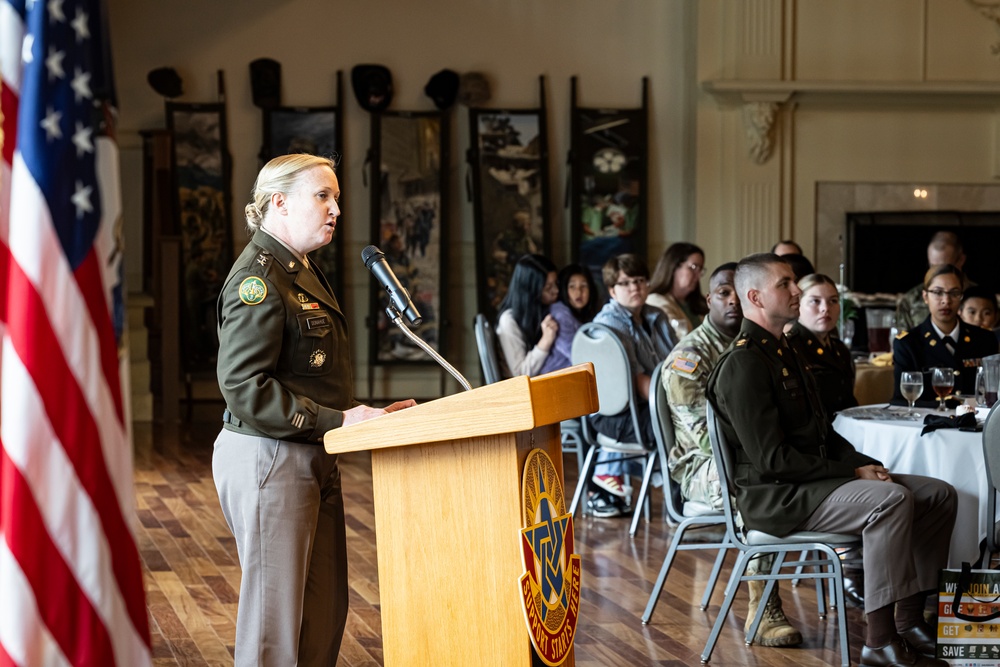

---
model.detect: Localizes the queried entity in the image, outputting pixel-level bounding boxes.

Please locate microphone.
[361,245,422,325]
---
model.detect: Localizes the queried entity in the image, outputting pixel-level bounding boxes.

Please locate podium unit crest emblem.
[519,449,581,665]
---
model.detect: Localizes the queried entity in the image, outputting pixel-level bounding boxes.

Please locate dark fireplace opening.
[846,211,1000,295]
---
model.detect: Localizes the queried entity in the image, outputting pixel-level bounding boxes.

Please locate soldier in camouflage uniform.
[663,263,741,510]
[663,262,803,648]
[895,231,967,332]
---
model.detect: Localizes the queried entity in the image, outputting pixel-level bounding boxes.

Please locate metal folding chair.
[702,403,859,667]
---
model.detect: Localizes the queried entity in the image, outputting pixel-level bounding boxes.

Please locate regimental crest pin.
[519,449,581,666]
[309,350,327,368]
[239,277,267,305]
[297,293,309,303]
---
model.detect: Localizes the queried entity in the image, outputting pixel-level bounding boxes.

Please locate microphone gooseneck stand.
[385,305,472,392]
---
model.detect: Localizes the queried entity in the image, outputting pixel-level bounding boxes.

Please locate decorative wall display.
[468,83,550,320]
[368,111,448,365]
[166,101,233,373]
[569,77,648,286]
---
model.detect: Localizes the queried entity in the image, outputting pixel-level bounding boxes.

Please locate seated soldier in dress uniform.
[895,231,967,333]
[709,253,957,667]
[663,262,802,648]
[892,264,998,406]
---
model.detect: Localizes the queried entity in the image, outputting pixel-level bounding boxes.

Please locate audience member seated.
[895,231,967,332]
[959,286,999,343]
[662,262,802,647]
[709,253,957,667]
[495,254,559,378]
[587,253,677,517]
[781,253,815,282]
[892,264,998,406]
[771,239,803,256]
[539,263,600,374]
[788,273,858,418]
[646,242,708,338]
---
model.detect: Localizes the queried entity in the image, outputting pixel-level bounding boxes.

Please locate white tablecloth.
[833,406,993,568]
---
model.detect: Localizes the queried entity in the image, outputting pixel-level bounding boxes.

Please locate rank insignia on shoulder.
[297,293,309,303]
[924,331,931,338]
[239,276,267,305]
[301,303,320,310]
[896,331,908,340]
[672,357,698,374]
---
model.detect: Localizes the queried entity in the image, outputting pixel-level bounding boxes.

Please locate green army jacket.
[216,230,357,444]
[707,319,878,536]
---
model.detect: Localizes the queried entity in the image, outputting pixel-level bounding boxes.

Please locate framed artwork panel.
[368,111,449,365]
[166,101,233,373]
[569,78,648,287]
[468,107,551,321]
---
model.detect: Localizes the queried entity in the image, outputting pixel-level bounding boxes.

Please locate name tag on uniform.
[782,378,800,391]
[306,315,329,330]
[301,302,320,310]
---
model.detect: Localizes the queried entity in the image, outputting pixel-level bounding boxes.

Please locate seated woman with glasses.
[646,242,709,339]
[892,264,998,406]
[587,254,678,517]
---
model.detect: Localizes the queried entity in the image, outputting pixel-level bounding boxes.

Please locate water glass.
[900,372,923,417]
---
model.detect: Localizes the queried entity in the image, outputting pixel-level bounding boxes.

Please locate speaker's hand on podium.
[342,400,417,427]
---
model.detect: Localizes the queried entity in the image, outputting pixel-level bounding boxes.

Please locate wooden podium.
[324,364,598,666]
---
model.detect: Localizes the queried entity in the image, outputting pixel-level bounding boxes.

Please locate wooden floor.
[134,414,867,666]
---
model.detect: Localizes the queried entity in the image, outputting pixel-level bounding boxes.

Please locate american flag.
[0,0,152,665]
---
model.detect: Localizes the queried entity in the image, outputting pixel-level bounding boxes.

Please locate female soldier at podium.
[213,154,414,666]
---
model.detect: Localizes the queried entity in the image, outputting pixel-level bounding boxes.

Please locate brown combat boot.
[745,581,803,647]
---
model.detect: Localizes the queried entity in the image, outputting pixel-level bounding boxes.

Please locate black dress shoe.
[843,574,865,608]
[860,638,947,667]
[898,623,937,657]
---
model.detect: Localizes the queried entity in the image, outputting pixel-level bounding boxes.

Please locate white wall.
[108,0,697,398]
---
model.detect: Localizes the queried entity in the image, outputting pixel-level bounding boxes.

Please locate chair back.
[706,402,742,543]
[473,313,502,385]
[649,361,685,522]
[983,401,1000,552]
[571,322,634,417]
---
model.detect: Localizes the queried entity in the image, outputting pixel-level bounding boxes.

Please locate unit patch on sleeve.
[239,277,268,305]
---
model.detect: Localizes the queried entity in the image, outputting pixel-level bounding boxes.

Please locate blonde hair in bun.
[245,153,337,232]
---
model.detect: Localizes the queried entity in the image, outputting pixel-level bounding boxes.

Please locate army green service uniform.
[891,316,998,405]
[787,321,857,418]
[213,229,356,666]
[708,319,957,613]
[662,316,733,510]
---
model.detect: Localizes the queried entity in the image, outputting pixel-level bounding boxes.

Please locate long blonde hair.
[245,154,336,232]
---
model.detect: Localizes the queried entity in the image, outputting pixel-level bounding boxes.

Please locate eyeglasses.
[683,262,705,274]
[925,289,963,301]
[614,277,648,289]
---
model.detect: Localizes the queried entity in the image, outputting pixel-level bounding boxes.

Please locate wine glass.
[930,367,955,412]
[900,372,923,417]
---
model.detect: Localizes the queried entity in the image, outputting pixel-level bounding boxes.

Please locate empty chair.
[702,403,859,667]
[983,401,1000,563]
[641,362,731,622]
[569,322,659,535]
